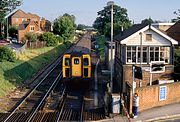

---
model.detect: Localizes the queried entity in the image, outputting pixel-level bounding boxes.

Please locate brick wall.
[134,82,180,112]
[123,64,174,88]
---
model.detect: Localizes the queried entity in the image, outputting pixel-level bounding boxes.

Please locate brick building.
[18,20,40,41]
[113,24,179,113]
[6,9,51,42]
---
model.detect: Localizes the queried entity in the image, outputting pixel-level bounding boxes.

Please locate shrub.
[0,46,16,62]
[63,41,72,49]
[24,32,37,42]
[42,32,58,46]
[56,36,64,43]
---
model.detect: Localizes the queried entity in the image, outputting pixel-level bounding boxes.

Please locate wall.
[135,82,180,112]
[122,64,174,89]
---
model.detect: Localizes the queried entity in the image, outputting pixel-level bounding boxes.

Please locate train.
[62,46,91,86]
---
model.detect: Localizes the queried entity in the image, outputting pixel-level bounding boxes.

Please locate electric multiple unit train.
[62,46,91,85]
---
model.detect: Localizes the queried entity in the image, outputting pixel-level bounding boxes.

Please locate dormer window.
[146,34,152,41]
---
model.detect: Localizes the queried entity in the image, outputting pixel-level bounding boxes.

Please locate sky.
[18,0,180,26]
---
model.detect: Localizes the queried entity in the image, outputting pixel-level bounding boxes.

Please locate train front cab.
[82,54,91,78]
[63,54,71,78]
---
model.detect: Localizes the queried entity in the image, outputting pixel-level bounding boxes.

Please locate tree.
[0,0,22,37]
[42,32,58,46]
[77,24,85,30]
[93,4,131,38]
[172,9,180,22]
[8,25,18,38]
[141,17,154,25]
[53,14,76,41]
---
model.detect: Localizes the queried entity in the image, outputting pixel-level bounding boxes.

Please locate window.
[146,34,152,41]
[159,86,166,101]
[16,18,18,23]
[65,58,70,66]
[83,58,89,66]
[30,26,35,32]
[126,46,170,64]
[74,58,79,64]
[22,18,25,22]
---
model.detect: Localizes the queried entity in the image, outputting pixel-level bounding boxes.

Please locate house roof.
[114,24,148,41]
[114,24,178,45]
[27,13,40,19]
[166,20,180,43]
[18,20,39,30]
[18,21,30,30]
[11,9,28,18]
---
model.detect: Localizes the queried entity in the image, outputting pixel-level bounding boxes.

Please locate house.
[114,24,179,112]
[166,20,180,45]
[40,18,51,32]
[18,20,40,41]
[8,9,28,27]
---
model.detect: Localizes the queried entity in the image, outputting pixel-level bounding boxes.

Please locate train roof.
[66,46,91,54]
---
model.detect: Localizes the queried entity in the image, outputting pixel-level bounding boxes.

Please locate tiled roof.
[166,20,180,43]
[114,24,148,42]
[27,13,40,19]
[18,21,29,30]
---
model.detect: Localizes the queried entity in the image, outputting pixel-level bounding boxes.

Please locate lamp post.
[107,1,114,94]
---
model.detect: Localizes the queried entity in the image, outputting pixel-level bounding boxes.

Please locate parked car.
[11,38,18,43]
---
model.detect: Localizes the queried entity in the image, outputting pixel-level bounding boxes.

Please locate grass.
[0,44,66,97]
[96,35,106,61]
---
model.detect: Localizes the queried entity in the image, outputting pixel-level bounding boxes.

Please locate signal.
[134,66,143,80]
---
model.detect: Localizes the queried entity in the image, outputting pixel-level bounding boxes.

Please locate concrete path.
[98,103,180,122]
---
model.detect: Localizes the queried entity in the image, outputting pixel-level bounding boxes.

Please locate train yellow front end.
[62,53,91,88]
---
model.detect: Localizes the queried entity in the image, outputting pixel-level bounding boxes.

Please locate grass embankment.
[95,35,106,61]
[0,44,66,96]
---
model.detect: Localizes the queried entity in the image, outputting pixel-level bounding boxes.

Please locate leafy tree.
[8,25,18,38]
[93,4,131,38]
[0,0,22,37]
[42,32,58,46]
[77,24,85,30]
[172,9,180,22]
[141,17,154,25]
[53,14,76,41]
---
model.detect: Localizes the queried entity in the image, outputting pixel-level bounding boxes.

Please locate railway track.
[3,61,63,122]
[0,32,107,122]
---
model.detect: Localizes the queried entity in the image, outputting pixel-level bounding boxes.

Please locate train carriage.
[62,49,91,86]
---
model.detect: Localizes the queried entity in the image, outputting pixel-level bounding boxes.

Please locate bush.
[42,32,58,46]
[24,32,37,42]
[0,46,16,62]
[56,36,64,43]
[63,41,72,48]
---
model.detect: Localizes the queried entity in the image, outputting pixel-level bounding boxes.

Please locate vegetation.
[95,35,106,61]
[77,24,86,30]
[93,4,131,38]
[23,32,37,43]
[0,0,22,38]
[0,46,16,62]
[53,13,76,42]
[172,9,180,22]
[42,32,58,46]
[174,48,180,71]
[8,25,18,38]
[141,17,154,25]
[0,44,66,96]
